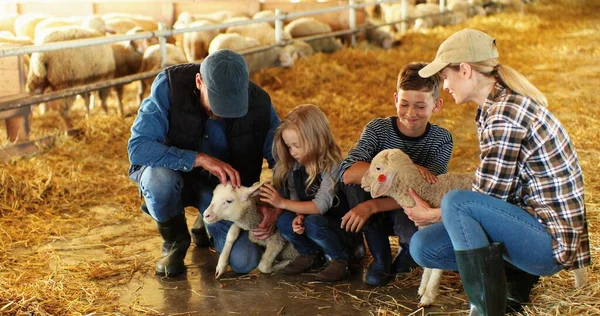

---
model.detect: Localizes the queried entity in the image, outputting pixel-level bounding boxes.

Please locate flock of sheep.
[0,0,522,128]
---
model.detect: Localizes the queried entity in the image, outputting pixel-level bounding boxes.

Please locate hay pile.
[1,0,598,314]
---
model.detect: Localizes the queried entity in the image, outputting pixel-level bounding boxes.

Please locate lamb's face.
[360,150,390,192]
[361,149,412,198]
[203,184,245,224]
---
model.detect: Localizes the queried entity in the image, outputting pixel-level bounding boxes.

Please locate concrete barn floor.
[110,215,467,315]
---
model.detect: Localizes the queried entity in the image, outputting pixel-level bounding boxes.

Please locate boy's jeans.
[409,190,563,276]
[130,166,261,273]
[277,211,351,260]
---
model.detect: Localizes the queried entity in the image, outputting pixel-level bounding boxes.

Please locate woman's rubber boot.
[455,243,507,316]
[364,230,392,286]
[505,262,540,313]
[155,213,191,277]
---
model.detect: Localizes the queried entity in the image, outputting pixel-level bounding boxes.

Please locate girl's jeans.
[277,211,351,260]
[409,190,563,276]
[131,166,261,273]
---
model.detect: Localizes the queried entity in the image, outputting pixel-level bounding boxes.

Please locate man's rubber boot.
[155,213,191,277]
[191,215,211,248]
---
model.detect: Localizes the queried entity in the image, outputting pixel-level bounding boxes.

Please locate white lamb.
[361,148,589,305]
[208,33,294,74]
[361,148,474,307]
[203,182,298,279]
[26,26,116,128]
[225,21,291,46]
[284,17,343,54]
[137,43,187,105]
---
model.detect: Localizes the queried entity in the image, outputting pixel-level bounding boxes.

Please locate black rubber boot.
[155,213,191,277]
[190,215,211,248]
[364,229,392,286]
[348,232,366,271]
[391,243,418,274]
[455,243,507,316]
[505,262,540,313]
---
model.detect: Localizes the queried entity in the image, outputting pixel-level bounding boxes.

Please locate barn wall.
[0,0,360,30]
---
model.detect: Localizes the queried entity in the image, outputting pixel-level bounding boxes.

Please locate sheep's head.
[203,182,263,224]
[361,149,413,198]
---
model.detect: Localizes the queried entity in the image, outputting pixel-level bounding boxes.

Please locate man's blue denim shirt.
[127,71,280,172]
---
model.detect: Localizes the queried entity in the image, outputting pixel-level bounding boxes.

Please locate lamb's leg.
[215,224,241,279]
[99,87,111,114]
[58,96,76,129]
[418,267,432,298]
[258,236,285,274]
[137,81,145,106]
[573,267,588,288]
[419,268,443,307]
[114,85,125,117]
[271,259,292,272]
[81,92,92,118]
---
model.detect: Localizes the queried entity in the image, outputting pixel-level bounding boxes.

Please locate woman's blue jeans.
[277,211,351,260]
[409,190,563,276]
[131,166,261,273]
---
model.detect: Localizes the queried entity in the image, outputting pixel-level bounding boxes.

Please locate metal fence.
[0,0,464,112]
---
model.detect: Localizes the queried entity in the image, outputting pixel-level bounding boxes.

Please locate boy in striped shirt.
[340,62,453,286]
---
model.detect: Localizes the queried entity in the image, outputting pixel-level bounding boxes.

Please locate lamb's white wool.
[283,17,343,53]
[208,33,294,74]
[362,148,589,303]
[361,148,474,306]
[204,182,298,279]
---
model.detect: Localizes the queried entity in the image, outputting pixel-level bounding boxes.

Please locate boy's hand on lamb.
[415,165,438,184]
[258,183,286,209]
[252,205,283,240]
[404,188,441,226]
[341,202,373,232]
[292,215,305,234]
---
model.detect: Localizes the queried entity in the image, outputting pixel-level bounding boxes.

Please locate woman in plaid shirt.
[405,29,591,315]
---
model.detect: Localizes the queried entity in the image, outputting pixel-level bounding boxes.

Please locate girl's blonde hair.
[272,104,342,193]
[449,59,548,107]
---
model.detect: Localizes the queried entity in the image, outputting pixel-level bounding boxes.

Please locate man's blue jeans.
[131,166,261,273]
[409,190,563,276]
[277,211,351,260]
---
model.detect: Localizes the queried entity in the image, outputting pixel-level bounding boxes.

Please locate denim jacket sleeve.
[263,104,281,169]
[127,71,197,171]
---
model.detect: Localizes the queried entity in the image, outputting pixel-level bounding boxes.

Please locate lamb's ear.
[370,170,396,198]
[242,182,266,201]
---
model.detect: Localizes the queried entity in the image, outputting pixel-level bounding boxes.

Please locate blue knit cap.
[200,49,249,118]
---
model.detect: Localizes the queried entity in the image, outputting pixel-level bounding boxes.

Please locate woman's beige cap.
[419,28,499,78]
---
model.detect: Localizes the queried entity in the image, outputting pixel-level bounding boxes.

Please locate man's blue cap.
[200,49,249,118]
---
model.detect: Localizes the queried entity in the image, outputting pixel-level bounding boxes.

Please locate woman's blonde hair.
[272,104,342,193]
[449,59,548,107]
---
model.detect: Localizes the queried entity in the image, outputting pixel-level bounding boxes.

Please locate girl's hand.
[403,188,441,227]
[259,183,286,209]
[292,214,305,234]
[415,165,438,184]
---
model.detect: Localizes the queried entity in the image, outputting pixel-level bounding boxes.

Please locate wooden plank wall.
[0,1,358,29]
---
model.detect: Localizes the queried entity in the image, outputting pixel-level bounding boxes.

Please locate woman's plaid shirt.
[473,83,590,270]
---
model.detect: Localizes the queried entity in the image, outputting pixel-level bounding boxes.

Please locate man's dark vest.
[164,63,271,186]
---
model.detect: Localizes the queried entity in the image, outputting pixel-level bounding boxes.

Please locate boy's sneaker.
[316,259,349,282]
[282,254,325,275]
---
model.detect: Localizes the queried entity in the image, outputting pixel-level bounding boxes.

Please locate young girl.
[259,104,351,282]
[410,28,590,314]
